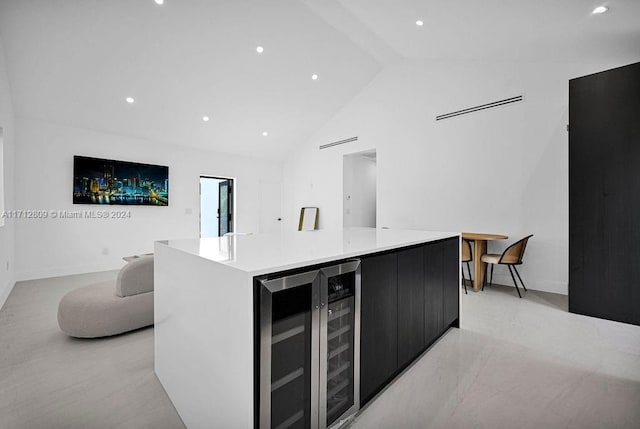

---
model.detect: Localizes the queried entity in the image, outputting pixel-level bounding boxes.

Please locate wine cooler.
[259,260,361,429]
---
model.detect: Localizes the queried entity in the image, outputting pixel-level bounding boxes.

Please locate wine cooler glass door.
[319,261,361,429]
[260,271,320,429]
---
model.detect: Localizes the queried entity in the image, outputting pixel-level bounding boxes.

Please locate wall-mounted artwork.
[73,156,169,206]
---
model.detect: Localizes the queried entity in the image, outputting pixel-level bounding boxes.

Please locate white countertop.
[157,227,458,276]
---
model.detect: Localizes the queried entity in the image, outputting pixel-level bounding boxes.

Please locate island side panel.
[155,243,254,429]
[360,237,461,407]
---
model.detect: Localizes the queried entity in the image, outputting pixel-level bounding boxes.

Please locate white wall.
[14,118,282,280]
[0,36,15,308]
[282,58,637,295]
[343,153,376,227]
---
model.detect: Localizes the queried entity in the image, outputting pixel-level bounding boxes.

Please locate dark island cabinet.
[397,246,425,368]
[360,237,459,406]
[442,238,460,328]
[360,252,398,405]
[424,241,444,346]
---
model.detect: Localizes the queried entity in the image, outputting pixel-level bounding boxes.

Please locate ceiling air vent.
[319,136,358,150]
[436,95,524,121]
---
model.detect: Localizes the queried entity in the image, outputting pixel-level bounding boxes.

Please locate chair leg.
[507,265,522,298]
[466,262,473,284]
[461,263,468,294]
[482,265,486,291]
[489,264,494,286]
[512,266,527,292]
[482,263,493,291]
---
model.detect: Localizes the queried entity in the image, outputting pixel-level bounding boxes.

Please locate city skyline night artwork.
[73,156,169,206]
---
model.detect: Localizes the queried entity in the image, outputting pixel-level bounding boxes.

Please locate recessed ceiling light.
[592,5,609,14]
[202,116,210,122]
[262,131,268,136]
[256,46,264,54]
[416,20,424,26]
[154,0,164,5]
[311,74,318,80]
[125,97,135,104]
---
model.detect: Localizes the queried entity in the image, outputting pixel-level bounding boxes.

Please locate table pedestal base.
[472,240,486,292]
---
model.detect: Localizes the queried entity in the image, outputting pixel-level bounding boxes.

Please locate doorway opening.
[343,150,377,228]
[200,176,234,237]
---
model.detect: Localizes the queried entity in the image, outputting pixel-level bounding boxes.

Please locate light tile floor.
[351,284,640,429]
[0,271,185,429]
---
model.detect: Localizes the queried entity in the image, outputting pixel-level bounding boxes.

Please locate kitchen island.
[154,227,460,429]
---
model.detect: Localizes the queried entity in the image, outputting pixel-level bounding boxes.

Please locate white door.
[259,181,282,233]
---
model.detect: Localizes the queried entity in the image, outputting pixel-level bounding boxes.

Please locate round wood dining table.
[462,232,508,292]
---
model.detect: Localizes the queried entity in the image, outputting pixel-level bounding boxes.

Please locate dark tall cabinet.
[569,61,640,326]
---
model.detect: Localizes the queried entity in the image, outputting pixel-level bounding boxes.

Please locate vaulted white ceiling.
[0,0,638,161]
[336,0,640,62]
[0,0,382,161]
